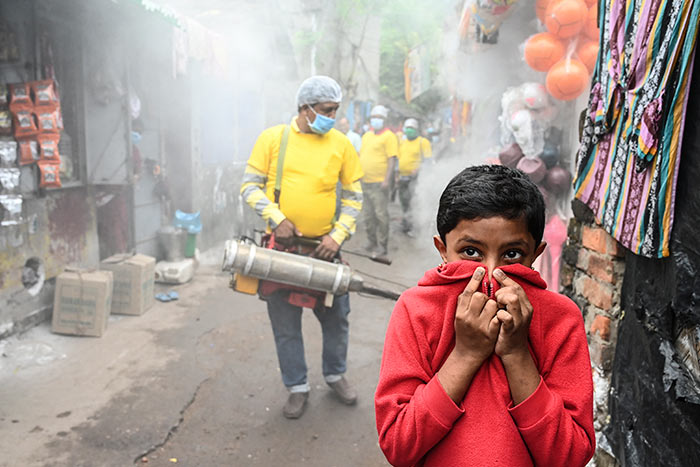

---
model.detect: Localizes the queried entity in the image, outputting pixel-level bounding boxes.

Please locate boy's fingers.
[496,309,513,330]
[488,315,501,337]
[493,269,520,289]
[495,292,520,312]
[461,267,485,298]
[466,292,488,316]
[482,299,498,318]
[494,269,529,304]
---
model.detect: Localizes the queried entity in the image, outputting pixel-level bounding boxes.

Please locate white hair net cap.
[404,118,419,128]
[296,76,343,108]
[370,105,389,118]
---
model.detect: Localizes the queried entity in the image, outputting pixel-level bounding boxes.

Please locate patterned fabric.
[574,0,700,258]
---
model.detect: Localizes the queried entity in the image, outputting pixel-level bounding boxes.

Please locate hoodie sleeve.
[375,296,464,467]
[507,293,595,467]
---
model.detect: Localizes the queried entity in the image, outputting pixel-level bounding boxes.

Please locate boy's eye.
[460,247,481,258]
[504,250,524,261]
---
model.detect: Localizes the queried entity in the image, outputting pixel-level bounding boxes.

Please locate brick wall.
[561,200,625,466]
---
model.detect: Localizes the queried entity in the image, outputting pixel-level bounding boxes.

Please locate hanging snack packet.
[13,109,38,139]
[37,109,61,133]
[0,168,20,193]
[38,134,60,161]
[0,140,17,166]
[0,194,23,225]
[38,161,61,188]
[18,140,39,165]
[0,110,11,135]
[31,80,60,109]
[9,83,32,111]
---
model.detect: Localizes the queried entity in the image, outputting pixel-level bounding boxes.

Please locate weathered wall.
[603,59,700,465]
[561,200,625,466]
[0,188,99,339]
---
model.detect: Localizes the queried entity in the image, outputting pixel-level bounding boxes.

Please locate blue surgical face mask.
[370,118,384,130]
[306,105,335,134]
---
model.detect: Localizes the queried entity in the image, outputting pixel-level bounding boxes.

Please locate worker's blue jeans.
[266,292,351,391]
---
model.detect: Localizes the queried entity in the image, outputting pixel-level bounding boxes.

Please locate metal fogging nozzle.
[222,240,401,300]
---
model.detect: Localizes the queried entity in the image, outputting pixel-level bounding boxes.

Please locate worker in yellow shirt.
[397,118,432,237]
[358,105,397,260]
[240,76,364,420]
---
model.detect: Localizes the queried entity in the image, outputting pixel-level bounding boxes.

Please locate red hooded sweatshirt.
[375,261,594,467]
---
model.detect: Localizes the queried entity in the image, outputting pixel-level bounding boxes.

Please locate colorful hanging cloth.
[574,0,700,258]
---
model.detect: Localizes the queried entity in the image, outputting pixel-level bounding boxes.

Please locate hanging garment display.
[574,0,700,258]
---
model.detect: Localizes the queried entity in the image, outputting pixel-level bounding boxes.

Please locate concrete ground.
[0,216,438,467]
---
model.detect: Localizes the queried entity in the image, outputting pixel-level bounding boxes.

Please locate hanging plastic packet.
[18,140,39,165]
[9,83,32,111]
[38,134,60,161]
[13,110,38,139]
[31,80,59,109]
[0,110,11,135]
[0,84,8,108]
[0,140,18,166]
[0,194,23,225]
[0,168,20,193]
[37,161,61,188]
[37,110,61,133]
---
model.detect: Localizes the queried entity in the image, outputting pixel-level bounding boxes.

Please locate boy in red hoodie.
[375,165,594,467]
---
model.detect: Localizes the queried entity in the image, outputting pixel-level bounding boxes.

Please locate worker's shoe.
[327,376,357,405]
[372,249,390,264]
[283,391,309,419]
[362,242,378,254]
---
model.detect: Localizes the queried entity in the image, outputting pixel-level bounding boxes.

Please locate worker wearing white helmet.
[358,104,397,261]
[240,75,364,419]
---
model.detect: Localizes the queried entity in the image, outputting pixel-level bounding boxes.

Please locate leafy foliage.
[378,0,453,114]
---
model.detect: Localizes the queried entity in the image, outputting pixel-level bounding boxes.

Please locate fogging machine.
[221,239,401,301]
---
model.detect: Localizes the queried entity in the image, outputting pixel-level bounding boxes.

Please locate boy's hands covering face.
[454,267,501,364]
[492,269,533,357]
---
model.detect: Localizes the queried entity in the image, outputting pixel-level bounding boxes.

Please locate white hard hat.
[370,105,389,118]
[404,118,419,128]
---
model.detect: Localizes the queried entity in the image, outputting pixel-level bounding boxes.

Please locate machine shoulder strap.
[274,125,291,204]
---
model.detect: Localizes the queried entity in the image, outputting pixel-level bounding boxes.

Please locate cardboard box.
[100,253,156,315]
[52,269,113,337]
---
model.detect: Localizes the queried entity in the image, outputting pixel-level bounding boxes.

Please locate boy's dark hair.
[437,164,545,245]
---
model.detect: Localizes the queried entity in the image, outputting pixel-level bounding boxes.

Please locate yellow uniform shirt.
[241,119,363,242]
[398,136,432,176]
[359,129,398,183]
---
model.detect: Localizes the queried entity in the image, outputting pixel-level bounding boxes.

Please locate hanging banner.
[404,46,431,103]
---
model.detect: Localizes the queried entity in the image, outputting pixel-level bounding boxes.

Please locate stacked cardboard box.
[51,269,113,337]
[100,254,156,315]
